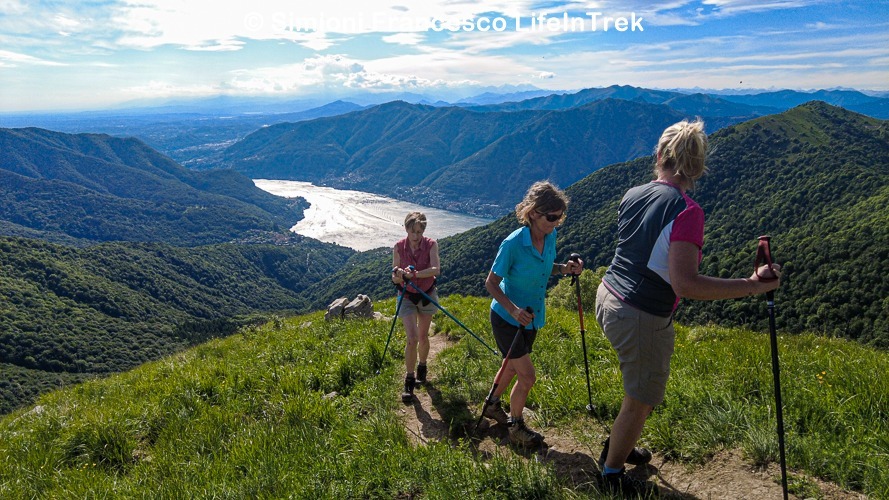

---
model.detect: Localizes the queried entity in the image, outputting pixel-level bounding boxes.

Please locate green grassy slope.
[1,292,886,498]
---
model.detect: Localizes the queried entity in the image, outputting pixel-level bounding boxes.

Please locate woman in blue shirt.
[482,180,583,446]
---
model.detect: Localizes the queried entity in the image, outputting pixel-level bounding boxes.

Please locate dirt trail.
[398,331,866,499]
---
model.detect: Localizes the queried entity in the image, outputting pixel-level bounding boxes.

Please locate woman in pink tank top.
[391,212,441,403]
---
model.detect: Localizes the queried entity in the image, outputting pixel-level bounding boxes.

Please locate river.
[253,180,495,251]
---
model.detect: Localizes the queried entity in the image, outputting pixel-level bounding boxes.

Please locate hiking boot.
[598,436,653,467]
[507,417,544,446]
[401,375,415,403]
[415,363,428,384]
[602,468,659,498]
[482,398,509,425]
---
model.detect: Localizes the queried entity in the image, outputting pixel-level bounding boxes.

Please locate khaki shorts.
[595,283,675,406]
[398,289,439,318]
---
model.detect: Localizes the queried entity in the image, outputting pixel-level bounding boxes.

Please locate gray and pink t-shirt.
[602,180,704,317]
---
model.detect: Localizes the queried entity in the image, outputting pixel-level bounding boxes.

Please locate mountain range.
[4,84,886,187]
[463,85,889,120]
[217,85,889,217]
[712,89,889,118]
[0,127,307,246]
[0,101,366,169]
[219,96,765,216]
[464,85,781,116]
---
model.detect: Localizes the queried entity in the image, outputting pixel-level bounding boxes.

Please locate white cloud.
[1,0,887,111]
[0,0,831,60]
[700,0,819,15]
[368,49,539,86]
[222,55,366,93]
[298,33,340,51]
[440,27,564,54]
[112,0,251,50]
[0,0,26,15]
[103,0,547,50]
[0,49,66,66]
[806,21,831,30]
[218,52,507,95]
[592,0,828,25]
[184,41,245,52]
[382,32,425,45]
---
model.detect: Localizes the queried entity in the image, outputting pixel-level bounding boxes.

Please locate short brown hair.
[514,181,569,226]
[404,212,427,231]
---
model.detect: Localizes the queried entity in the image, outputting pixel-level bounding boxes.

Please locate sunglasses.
[537,211,564,222]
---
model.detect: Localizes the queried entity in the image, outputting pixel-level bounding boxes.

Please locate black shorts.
[491,310,538,359]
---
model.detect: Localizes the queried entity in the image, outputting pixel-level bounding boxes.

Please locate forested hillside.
[219,96,763,216]
[0,236,354,414]
[0,128,307,246]
[675,102,888,343]
[423,100,690,209]
[304,102,889,346]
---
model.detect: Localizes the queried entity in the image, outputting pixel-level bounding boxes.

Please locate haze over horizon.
[1,0,888,113]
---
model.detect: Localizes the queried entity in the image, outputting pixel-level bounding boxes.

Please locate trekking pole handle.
[519,306,534,330]
[569,253,582,269]
[392,265,417,283]
[755,235,777,301]
[569,253,582,284]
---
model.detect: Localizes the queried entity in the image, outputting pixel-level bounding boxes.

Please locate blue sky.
[1,0,887,112]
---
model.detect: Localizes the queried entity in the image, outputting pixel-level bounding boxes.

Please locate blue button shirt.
[490,225,557,329]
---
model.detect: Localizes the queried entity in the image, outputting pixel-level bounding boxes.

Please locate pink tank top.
[396,236,436,292]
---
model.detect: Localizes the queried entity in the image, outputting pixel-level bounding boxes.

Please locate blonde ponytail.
[655,119,708,189]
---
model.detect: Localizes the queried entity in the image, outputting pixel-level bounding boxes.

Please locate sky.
[0,0,888,112]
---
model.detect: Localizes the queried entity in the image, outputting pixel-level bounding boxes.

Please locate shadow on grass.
[399,338,701,499]
[463,406,700,498]
[631,463,701,499]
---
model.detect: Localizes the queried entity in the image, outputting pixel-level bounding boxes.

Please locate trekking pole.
[475,307,533,431]
[401,272,500,357]
[569,253,594,415]
[756,235,788,500]
[376,268,407,374]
